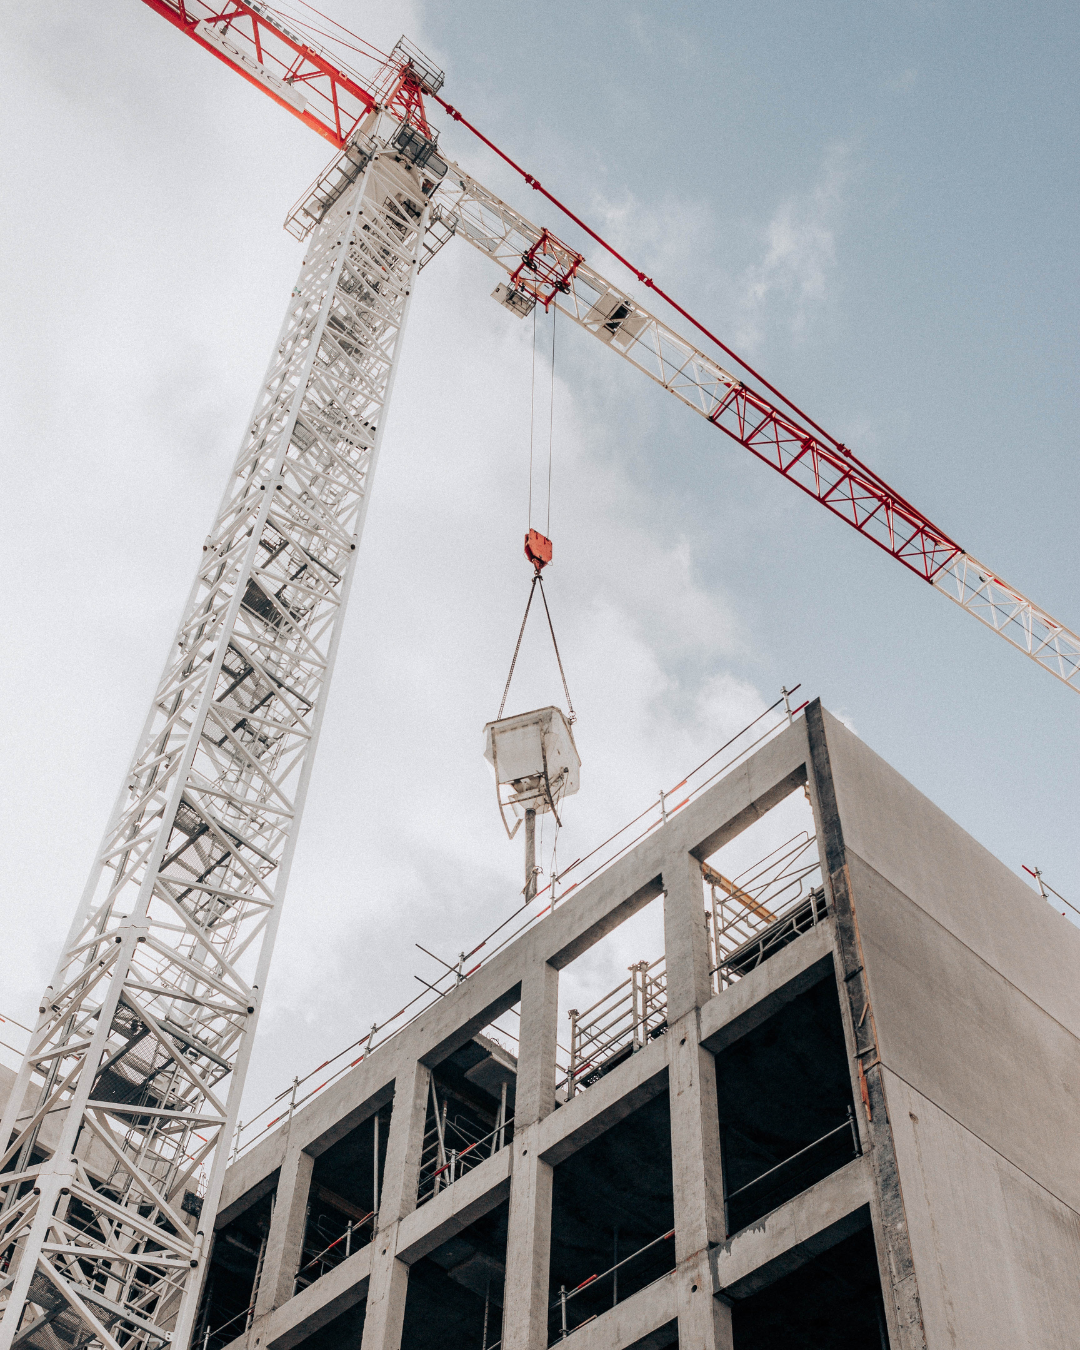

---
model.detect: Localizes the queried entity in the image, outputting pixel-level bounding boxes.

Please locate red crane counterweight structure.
[141,1,442,146]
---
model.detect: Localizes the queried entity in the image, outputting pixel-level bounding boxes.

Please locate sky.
[1,1,1077,1136]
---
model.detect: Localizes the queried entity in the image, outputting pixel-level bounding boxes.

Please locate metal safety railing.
[551,1227,676,1342]
[198,1301,256,1350]
[706,831,825,993]
[563,957,667,1099]
[723,1108,861,1233]
[293,1208,377,1291]
[416,1078,513,1206]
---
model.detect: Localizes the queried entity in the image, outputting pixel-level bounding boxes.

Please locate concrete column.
[378,1059,431,1224]
[664,826,730,1350]
[501,960,558,1350]
[662,852,712,1024]
[668,1011,726,1258]
[805,700,926,1350]
[502,1124,554,1350]
[677,1265,734,1350]
[514,958,559,1128]
[359,1246,410,1350]
[254,1140,313,1315]
[359,1062,431,1350]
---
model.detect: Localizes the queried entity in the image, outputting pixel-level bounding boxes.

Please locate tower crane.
[0,8,1076,1350]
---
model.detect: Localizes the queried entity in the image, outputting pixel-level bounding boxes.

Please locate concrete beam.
[711,1154,872,1299]
[256,1244,372,1350]
[395,1150,511,1266]
[538,1035,668,1167]
[215,1168,280,1232]
[306,1080,395,1160]
[699,923,836,1055]
[560,1270,678,1350]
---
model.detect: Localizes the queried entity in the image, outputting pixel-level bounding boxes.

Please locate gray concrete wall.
[885,1070,1080,1350]
[821,710,1080,1034]
[846,852,1080,1215]
[820,708,1080,1347]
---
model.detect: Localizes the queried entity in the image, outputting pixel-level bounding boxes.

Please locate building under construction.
[2,8,1078,1350]
[103,701,1076,1350]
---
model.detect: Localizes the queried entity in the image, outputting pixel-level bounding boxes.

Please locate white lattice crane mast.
[0,23,446,1348]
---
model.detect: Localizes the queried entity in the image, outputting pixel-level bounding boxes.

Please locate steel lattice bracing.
[0,126,431,1350]
[425,167,1080,694]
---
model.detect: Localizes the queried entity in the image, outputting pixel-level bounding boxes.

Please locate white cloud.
[735,143,851,352]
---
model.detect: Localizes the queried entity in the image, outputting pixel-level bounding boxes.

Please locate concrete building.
[7,702,1079,1348]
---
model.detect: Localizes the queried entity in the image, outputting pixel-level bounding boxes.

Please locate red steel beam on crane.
[137,0,1080,691]
[433,93,964,586]
[141,0,380,146]
[143,0,958,583]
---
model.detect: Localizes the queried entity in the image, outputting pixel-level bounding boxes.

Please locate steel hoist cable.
[496,572,576,724]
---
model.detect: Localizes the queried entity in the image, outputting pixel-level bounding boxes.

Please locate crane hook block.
[525,529,552,573]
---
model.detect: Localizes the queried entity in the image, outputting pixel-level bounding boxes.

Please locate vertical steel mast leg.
[0,138,430,1350]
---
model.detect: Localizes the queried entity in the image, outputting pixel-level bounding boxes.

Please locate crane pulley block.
[510,228,584,309]
[525,528,553,573]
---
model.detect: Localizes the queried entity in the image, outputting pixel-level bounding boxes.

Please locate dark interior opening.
[731,1224,888,1349]
[197,1184,276,1350]
[715,975,858,1234]
[623,1322,679,1350]
[548,1090,674,1344]
[290,1297,367,1350]
[298,1107,390,1293]
[418,1036,516,1207]
[400,1199,509,1350]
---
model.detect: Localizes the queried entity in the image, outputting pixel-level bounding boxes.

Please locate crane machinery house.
[1,10,1077,1350]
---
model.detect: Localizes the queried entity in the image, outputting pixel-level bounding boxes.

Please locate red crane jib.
[142,0,960,586]
[140,0,381,147]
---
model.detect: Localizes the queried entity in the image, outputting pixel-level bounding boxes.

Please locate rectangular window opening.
[715,974,859,1234]
[295,1102,389,1294]
[417,1006,519,1208]
[196,1181,277,1350]
[557,891,666,1101]
[400,1199,509,1350]
[703,785,823,994]
[731,1222,887,1348]
[548,1091,675,1345]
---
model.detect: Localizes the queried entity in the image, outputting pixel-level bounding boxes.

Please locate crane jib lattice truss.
[0,120,432,1350]
[421,165,1078,693]
[3,9,1079,1350]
